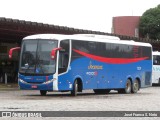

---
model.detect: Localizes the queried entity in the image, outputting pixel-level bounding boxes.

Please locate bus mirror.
[9,47,21,59]
[51,47,62,60]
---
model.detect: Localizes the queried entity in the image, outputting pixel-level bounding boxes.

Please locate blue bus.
[9,34,152,96]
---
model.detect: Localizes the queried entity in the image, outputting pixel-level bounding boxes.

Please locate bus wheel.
[40,90,47,96]
[131,79,139,93]
[123,79,131,94]
[71,80,78,96]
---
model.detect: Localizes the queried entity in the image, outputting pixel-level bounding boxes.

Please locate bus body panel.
[63,57,152,90]
[152,65,160,84]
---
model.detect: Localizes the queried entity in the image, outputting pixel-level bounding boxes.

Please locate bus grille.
[27,82,43,84]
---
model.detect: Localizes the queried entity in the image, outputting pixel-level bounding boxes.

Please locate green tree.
[139,4,160,40]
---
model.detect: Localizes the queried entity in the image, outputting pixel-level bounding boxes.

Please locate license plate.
[31,85,37,88]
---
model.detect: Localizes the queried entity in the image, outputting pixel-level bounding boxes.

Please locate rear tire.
[71,80,78,96]
[131,79,139,93]
[40,90,47,96]
[124,79,131,94]
[118,79,131,94]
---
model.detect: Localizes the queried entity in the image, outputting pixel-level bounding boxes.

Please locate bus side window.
[153,56,158,65]
[58,40,70,74]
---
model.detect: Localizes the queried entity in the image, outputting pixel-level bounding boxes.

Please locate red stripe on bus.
[73,49,148,64]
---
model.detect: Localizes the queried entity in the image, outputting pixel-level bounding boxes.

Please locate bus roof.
[153,51,160,55]
[74,34,120,40]
[23,34,152,47]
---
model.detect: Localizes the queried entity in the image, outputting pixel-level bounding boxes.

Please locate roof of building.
[0,17,159,50]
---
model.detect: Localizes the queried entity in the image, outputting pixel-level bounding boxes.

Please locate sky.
[0,0,159,33]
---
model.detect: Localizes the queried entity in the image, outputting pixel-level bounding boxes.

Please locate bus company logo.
[25,77,33,80]
[86,71,98,76]
[1,112,42,118]
[153,66,160,72]
[2,112,11,117]
[88,61,103,70]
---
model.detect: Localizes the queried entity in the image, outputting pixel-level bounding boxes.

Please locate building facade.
[112,16,141,37]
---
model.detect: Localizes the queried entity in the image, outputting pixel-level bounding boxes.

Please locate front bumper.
[18,79,54,90]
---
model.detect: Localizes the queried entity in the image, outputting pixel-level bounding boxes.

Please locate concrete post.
[5,73,7,84]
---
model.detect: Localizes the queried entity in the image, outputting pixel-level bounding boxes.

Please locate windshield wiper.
[23,52,35,75]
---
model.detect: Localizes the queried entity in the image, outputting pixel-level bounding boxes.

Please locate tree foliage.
[139,4,160,40]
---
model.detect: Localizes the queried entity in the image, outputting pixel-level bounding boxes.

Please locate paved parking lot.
[0,86,160,111]
[0,86,160,119]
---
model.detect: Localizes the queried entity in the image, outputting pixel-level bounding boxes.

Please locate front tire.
[131,79,139,93]
[118,79,131,94]
[40,90,47,96]
[71,80,78,96]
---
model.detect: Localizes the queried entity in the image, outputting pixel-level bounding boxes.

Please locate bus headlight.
[19,79,27,84]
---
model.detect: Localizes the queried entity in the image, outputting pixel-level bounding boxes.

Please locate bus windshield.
[19,39,58,75]
[153,55,160,65]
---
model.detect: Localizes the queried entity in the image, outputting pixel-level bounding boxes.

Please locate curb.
[0,84,19,90]
[0,87,19,91]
